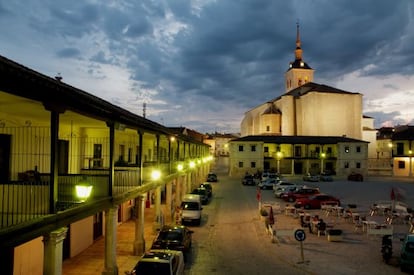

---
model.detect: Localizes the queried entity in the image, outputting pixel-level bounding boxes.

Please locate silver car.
[274,185,303,198]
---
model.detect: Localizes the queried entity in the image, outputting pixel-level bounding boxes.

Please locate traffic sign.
[294,229,306,242]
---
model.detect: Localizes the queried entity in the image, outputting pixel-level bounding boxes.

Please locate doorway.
[58,140,69,174]
[0,134,11,182]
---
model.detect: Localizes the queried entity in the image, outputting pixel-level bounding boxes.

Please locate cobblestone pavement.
[63,171,414,275]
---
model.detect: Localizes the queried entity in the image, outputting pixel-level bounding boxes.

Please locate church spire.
[285,22,314,92]
[295,22,303,61]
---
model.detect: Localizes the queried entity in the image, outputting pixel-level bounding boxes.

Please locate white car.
[274,185,303,198]
[126,249,185,275]
[258,178,277,189]
[272,180,295,191]
[261,172,278,182]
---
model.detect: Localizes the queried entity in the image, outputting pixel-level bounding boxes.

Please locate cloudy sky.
[1,0,414,134]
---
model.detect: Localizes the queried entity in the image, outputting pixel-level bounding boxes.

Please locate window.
[128,148,133,162]
[93,144,102,167]
[356,162,361,168]
[294,146,302,157]
[344,162,349,168]
[239,145,244,152]
[398,161,405,169]
[251,162,256,168]
[264,147,269,153]
[119,144,125,161]
[266,125,270,132]
[356,146,361,153]
[251,145,256,152]
[238,162,243,168]
[344,146,350,153]
[397,143,404,155]
[326,147,332,154]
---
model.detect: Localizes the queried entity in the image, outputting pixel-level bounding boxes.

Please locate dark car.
[348,172,363,181]
[401,234,414,272]
[320,172,333,182]
[191,187,209,204]
[294,194,340,209]
[242,174,255,185]
[151,225,194,256]
[206,173,218,182]
[200,182,212,198]
[281,187,320,202]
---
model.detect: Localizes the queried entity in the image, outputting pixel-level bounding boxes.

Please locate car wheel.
[304,204,311,209]
[288,197,294,202]
[196,219,201,226]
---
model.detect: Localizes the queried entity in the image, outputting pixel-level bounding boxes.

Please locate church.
[229,25,376,177]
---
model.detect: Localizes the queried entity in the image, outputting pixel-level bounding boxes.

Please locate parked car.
[199,182,212,198]
[303,173,320,182]
[151,225,194,256]
[400,234,414,272]
[272,181,295,191]
[274,185,302,198]
[181,194,202,225]
[206,173,218,182]
[241,174,256,185]
[281,187,320,202]
[191,187,209,204]
[258,178,277,190]
[126,249,185,275]
[294,194,341,209]
[348,172,363,181]
[261,172,278,182]
[320,172,333,182]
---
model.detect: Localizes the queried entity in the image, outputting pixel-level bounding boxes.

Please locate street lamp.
[409,150,412,177]
[276,152,283,174]
[75,177,93,202]
[151,169,161,181]
[320,152,326,174]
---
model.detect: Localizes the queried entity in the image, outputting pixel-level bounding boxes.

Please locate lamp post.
[320,152,326,174]
[409,150,412,177]
[151,169,162,230]
[276,152,282,174]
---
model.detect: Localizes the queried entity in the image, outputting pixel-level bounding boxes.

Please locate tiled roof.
[392,126,414,141]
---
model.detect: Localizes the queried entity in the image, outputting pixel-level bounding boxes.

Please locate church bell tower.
[285,23,314,92]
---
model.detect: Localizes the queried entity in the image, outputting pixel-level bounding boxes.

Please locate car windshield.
[135,261,171,275]
[158,230,183,241]
[181,202,199,210]
[406,242,414,253]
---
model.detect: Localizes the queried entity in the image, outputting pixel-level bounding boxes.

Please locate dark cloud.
[1,0,414,133]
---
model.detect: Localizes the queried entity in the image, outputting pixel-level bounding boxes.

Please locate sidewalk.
[62,207,160,275]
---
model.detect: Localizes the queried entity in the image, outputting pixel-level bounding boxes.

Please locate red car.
[294,194,340,209]
[281,187,320,202]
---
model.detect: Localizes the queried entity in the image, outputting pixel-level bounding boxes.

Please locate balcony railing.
[0,162,178,229]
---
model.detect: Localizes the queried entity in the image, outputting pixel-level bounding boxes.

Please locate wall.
[298,92,363,139]
[70,216,94,257]
[14,237,43,275]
